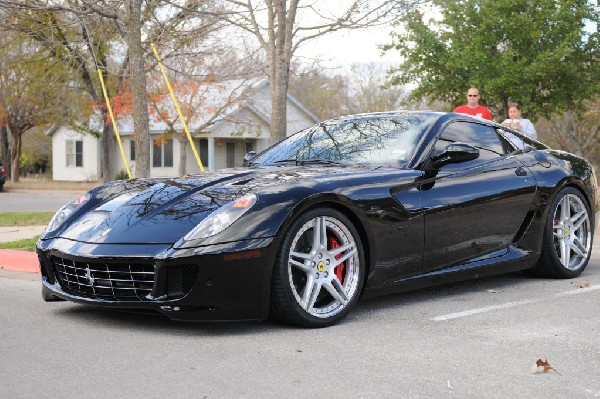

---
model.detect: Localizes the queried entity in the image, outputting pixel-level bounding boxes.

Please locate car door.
[419,121,537,273]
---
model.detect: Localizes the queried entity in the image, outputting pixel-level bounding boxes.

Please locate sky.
[294,24,402,70]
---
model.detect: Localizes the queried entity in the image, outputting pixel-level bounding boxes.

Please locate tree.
[3,9,123,181]
[384,0,600,120]
[217,1,421,145]
[289,67,351,120]
[537,99,600,162]
[344,63,406,114]
[0,0,229,179]
[0,34,81,182]
[290,62,407,120]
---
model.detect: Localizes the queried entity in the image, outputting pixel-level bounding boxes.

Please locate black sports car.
[37,111,598,327]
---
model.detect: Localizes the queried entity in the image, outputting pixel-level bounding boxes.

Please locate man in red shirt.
[453,87,492,120]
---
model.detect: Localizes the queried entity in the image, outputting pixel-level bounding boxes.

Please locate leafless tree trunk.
[6,120,31,183]
[127,0,151,177]
[0,125,8,173]
[178,136,188,176]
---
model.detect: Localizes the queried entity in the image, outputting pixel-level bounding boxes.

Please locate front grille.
[52,256,154,301]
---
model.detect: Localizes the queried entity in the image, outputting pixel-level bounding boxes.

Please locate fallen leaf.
[295,349,303,353]
[532,358,560,375]
[571,280,590,289]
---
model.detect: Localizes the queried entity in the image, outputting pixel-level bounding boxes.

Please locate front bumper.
[37,236,281,321]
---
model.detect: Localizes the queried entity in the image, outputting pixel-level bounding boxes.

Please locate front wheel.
[270,208,365,328]
[533,187,593,278]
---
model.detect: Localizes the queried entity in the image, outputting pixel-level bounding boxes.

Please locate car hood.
[56,165,379,245]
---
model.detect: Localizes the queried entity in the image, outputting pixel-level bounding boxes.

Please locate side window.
[433,122,508,170]
[497,129,523,151]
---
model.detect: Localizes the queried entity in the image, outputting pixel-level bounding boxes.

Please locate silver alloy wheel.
[287,216,360,318]
[552,193,592,270]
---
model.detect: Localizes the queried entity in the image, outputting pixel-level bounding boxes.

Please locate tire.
[270,208,365,328]
[532,187,593,278]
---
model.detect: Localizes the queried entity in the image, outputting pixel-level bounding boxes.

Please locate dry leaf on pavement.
[531,358,560,375]
[571,280,590,289]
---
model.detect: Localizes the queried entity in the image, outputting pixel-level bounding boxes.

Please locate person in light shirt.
[502,102,537,139]
[453,87,493,120]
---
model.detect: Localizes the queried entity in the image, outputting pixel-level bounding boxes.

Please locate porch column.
[208,138,215,171]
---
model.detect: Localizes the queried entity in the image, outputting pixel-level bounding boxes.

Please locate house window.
[152,139,173,167]
[66,140,83,167]
[130,140,135,161]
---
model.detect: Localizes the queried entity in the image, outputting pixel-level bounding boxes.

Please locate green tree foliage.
[384,0,600,120]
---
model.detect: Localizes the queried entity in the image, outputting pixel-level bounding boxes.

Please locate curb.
[0,249,39,273]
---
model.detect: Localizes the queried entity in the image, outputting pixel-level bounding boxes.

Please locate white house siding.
[51,127,100,181]
[250,83,316,137]
[111,133,182,178]
[286,102,315,136]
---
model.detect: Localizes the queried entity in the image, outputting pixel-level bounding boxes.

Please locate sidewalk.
[0,225,46,273]
[0,225,47,243]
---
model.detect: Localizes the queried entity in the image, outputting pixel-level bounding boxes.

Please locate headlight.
[182,193,257,241]
[44,193,91,233]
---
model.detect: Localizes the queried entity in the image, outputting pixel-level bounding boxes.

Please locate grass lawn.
[4,178,100,192]
[0,236,40,252]
[0,212,54,227]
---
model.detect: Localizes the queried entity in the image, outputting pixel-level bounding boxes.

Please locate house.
[48,79,319,181]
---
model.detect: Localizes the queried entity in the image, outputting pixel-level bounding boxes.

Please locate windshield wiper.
[269,158,344,166]
[298,158,343,165]
[270,159,300,165]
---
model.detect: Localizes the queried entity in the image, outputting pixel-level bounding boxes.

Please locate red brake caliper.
[329,236,345,282]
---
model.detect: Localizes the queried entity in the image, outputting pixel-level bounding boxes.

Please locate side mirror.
[243,151,257,166]
[431,142,479,168]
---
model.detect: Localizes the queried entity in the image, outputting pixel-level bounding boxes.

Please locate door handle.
[515,167,527,177]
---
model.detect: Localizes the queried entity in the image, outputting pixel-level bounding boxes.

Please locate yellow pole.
[97,68,132,178]
[151,42,205,172]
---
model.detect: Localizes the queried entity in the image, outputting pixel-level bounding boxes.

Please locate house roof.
[48,78,318,137]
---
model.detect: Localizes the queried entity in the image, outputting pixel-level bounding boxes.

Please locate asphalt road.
[0,190,81,212]
[1,242,599,398]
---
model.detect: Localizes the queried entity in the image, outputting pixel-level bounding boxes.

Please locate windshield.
[251,113,436,167]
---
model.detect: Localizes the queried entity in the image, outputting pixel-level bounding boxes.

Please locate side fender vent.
[512,211,535,243]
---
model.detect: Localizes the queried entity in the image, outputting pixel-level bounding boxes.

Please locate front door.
[226,142,236,168]
[420,121,536,273]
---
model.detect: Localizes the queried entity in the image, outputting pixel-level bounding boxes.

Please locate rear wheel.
[533,187,593,278]
[270,208,365,328]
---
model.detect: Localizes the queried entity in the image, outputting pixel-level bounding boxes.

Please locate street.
[1,242,599,398]
[0,190,82,212]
